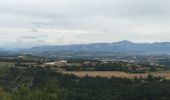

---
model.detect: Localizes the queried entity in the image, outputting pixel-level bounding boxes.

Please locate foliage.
[63,62,162,73]
[0,67,170,100]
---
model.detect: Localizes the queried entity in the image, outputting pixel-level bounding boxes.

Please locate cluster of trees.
[15,63,31,67]
[159,59,170,68]
[64,62,163,73]
[0,55,45,64]
[67,59,98,63]
[0,67,65,100]
[0,66,170,100]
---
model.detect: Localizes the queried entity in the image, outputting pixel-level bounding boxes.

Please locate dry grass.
[63,71,170,79]
[151,71,170,79]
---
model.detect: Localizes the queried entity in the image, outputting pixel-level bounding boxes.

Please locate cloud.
[20,34,48,40]
[0,0,170,47]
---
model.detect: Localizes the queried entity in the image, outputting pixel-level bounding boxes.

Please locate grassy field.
[63,71,170,79]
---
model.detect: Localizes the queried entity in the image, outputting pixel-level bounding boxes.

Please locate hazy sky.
[0,0,170,48]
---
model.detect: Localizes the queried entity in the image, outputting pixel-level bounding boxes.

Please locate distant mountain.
[22,40,170,55]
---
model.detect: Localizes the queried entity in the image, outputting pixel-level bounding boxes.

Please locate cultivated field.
[63,71,170,79]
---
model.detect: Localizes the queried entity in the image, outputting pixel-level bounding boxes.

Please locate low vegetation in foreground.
[0,66,170,100]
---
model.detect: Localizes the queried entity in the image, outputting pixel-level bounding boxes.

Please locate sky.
[0,0,170,48]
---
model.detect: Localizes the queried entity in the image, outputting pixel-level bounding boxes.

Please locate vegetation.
[64,61,165,73]
[0,55,45,64]
[0,66,169,100]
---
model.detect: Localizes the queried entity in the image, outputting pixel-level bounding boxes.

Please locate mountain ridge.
[19,40,170,55]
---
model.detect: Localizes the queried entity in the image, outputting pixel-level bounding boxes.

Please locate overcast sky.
[0,0,170,48]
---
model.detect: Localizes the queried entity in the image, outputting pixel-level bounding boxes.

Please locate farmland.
[63,71,170,79]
